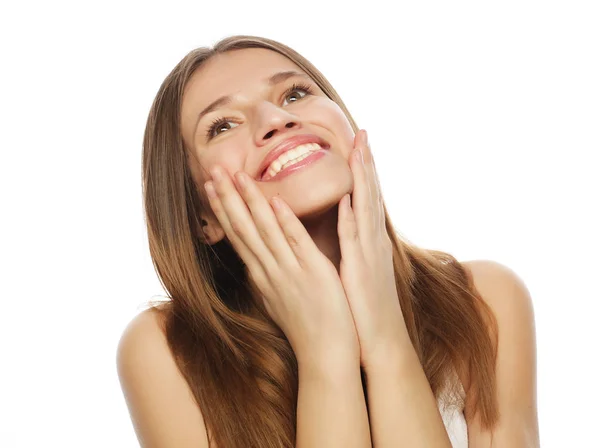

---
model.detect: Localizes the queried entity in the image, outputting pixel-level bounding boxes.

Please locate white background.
[1,0,598,446]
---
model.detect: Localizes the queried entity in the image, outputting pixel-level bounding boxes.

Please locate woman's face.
[180,48,356,223]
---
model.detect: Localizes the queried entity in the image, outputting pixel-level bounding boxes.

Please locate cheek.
[201,143,248,178]
[313,99,356,157]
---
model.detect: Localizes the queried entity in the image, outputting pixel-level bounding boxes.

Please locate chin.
[289,184,352,221]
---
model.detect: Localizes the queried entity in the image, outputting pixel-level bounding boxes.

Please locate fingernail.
[211,166,223,181]
[362,129,369,146]
[204,181,216,198]
[271,196,283,210]
[235,172,247,189]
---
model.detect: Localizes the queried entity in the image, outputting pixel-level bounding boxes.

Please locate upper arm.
[116,309,211,448]
[462,260,540,448]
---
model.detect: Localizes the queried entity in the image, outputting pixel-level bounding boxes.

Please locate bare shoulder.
[459,258,536,366]
[116,305,212,448]
[460,259,536,350]
[461,259,533,309]
[459,259,539,447]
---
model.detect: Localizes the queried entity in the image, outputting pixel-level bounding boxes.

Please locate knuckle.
[297,251,325,273]
[257,226,271,242]
[285,233,301,250]
[230,219,245,236]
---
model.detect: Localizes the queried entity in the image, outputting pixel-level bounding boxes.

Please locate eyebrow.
[193,70,313,133]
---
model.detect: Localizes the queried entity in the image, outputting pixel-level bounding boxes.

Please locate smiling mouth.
[259,143,330,181]
[260,147,328,181]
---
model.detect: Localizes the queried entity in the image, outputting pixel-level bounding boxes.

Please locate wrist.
[297,345,361,378]
[363,329,418,375]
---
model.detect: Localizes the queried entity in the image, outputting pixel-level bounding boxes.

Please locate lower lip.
[260,150,328,182]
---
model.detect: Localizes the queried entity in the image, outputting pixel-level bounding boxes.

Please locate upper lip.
[257,134,330,180]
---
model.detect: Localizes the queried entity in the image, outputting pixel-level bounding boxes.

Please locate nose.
[253,102,301,145]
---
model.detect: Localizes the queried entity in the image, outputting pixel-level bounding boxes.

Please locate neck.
[300,203,342,274]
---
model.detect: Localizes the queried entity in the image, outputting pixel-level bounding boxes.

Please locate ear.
[197,216,226,245]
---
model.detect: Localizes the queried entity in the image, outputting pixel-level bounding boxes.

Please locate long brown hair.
[142,34,499,447]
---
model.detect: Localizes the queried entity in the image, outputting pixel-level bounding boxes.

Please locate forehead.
[181,48,305,133]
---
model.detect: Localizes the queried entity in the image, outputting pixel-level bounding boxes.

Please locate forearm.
[296,356,372,448]
[365,335,452,447]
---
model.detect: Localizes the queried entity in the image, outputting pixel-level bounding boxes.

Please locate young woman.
[117,35,539,448]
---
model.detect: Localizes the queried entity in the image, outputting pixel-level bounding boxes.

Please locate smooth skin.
[117,259,539,447]
[117,48,539,447]
[182,48,357,266]
[203,154,361,368]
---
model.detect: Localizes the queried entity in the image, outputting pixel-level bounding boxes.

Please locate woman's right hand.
[203,165,359,367]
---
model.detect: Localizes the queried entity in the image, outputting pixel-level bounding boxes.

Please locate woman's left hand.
[337,130,408,369]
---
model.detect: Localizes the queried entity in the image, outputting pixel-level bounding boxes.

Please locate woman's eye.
[205,84,313,141]
[282,87,309,105]
[206,119,238,140]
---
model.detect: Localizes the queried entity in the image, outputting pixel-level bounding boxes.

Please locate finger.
[337,193,365,271]
[206,167,276,274]
[351,131,376,241]
[269,194,331,270]
[233,171,306,271]
[204,179,262,271]
[357,130,385,232]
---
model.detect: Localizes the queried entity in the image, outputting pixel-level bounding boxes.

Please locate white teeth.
[279,151,313,171]
[263,143,322,179]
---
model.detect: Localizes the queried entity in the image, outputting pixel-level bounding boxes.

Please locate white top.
[437,371,469,448]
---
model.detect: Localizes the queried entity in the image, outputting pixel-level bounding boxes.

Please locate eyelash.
[204,82,315,141]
